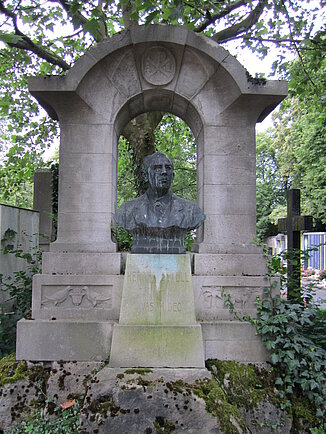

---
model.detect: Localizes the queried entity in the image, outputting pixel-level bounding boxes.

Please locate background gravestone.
[16,25,287,363]
[0,204,39,306]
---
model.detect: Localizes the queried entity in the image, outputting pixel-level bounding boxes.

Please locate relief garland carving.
[41,285,112,308]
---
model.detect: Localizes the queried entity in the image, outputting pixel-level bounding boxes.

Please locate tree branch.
[279,0,318,93]
[194,0,247,33]
[0,1,71,70]
[211,0,268,42]
[53,0,107,42]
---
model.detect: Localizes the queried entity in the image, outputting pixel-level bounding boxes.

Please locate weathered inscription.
[199,286,224,310]
[128,271,190,287]
[136,300,182,315]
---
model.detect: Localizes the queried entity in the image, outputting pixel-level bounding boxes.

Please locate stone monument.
[109,151,205,367]
[16,24,287,364]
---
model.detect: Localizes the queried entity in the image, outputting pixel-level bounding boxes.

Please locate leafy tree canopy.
[0,0,325,209]
[256,30,326,238]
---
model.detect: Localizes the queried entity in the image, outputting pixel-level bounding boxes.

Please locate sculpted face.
[146,153,174,195]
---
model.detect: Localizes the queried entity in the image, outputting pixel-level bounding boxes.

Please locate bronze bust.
[114,152,205,253]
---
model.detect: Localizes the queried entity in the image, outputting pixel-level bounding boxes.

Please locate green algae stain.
[0,354,28,386]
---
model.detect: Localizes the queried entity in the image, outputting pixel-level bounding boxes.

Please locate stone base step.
[109,324,205,368]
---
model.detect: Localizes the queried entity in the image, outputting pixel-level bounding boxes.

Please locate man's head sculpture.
[142,152,174,197]
[114,151,205,254]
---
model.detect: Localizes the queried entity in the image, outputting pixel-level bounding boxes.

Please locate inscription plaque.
[119,254,196,325]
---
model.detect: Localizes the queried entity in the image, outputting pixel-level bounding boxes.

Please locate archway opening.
[115,112,198,252]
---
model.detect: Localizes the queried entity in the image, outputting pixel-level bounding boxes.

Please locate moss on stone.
[193,378,248,434]
[0,354,28,386]
[165,380,191,395]
[153,416,176,433]
[290,395,319,429]
[205,359,279,409]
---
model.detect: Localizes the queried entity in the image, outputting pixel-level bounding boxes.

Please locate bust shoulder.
[170,194,205,229]
[114,194,148,230]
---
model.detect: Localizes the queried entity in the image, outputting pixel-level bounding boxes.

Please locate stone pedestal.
[109,254,205,368]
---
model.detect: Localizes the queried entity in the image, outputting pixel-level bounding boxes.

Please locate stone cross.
[278,189,313,299]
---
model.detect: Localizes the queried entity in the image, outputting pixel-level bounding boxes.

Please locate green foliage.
[115,114,197,251]
[256,131,286,240]
[193,359,317,433]
[254,289,326,428]
[252,252,326,430]
[255,30,326,238]
[268,31,326,227]
[5,400,80,434]
[0,1,324,233]
[154,113,197,202]
[0,231,40,357]
[0,45,61,208]
[117,136,138,208]
[112,225,133,252]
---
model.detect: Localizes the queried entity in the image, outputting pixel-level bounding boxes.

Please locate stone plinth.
[16,319,114,361]
[109,254,205,368]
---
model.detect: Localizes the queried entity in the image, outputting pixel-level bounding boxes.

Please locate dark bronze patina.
[114,152,205,253]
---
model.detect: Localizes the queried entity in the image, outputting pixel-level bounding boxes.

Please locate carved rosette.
[141,46,176,86]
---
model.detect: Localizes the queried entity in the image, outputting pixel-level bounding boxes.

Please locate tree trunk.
[122,111,164,195]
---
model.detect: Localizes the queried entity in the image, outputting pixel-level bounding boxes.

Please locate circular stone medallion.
[142,46,176,86]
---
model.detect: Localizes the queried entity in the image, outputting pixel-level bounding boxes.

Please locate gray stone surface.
[41,252,122,275]
[28,24,287,257]
[202,322,270,362]
[241,401,292,434]
[16,319,114,361]
[193,276,276,321]
[193,253,268,276]
[109,254,205,368]
[109,324,205,368]
[0,362,299,433]
[18,24,287,363]
[32,274,123,320]
[119,254,197,325]
[46,361,101,403]
[0,378,40,430]
[33,169,53,249]
[0,204,39,305]
[80,367,219,433]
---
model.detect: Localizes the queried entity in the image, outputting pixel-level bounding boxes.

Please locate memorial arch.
[17,25,287,362]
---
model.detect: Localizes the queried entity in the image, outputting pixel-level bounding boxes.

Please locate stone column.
[194,122,257,254]
[33,169,53,251]
[50,122,117,253]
